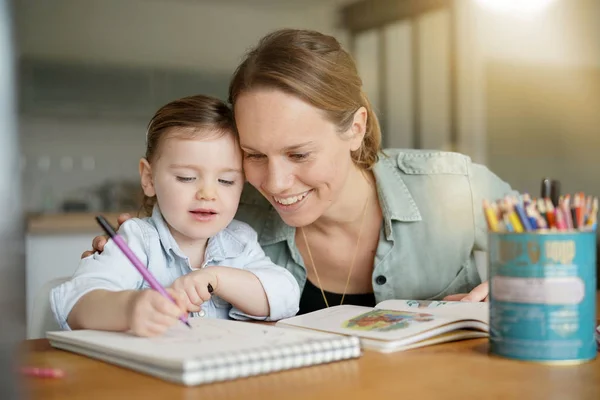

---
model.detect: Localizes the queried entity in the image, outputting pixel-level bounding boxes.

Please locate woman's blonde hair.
[228,29,381,169]
[141,95,235,216]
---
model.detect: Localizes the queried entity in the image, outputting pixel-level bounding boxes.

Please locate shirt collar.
[150,205,238,265]
[254,152,422,246]
[151,205,182,261]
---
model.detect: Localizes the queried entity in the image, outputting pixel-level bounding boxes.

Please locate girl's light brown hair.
[141,95,235,216]
[228,28,381,169]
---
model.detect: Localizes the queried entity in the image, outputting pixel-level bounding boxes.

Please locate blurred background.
[1,0,599,343]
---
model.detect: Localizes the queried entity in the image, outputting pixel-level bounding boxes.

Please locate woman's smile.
[271,190,313,212]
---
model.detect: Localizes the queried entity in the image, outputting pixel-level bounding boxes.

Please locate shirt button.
[375,275,387,285]
[198,309,206,317]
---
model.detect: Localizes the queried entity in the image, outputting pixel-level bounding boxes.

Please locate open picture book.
[276,299,489,353]
[47,318,361,386]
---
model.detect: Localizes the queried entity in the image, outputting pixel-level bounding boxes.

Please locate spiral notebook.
[46,318,361,386]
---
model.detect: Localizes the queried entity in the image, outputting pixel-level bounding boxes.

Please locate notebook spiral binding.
[184,335,361,385]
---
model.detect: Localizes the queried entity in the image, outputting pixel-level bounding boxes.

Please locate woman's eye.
[244,152,265,160]
[218,179,235,186]
[289,153,309,161]
[176,176,195,182]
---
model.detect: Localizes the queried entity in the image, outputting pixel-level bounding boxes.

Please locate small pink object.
[20,367,65,378]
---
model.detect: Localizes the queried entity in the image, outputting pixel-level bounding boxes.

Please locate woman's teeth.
[274,191,309,205]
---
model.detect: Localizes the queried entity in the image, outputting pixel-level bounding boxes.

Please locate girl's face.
[234,89,365,227]
[140,130,244,244]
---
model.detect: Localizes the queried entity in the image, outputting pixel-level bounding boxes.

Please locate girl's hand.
[81,213,133,258]
[170,268,218,312]
[127,288,187,337]
[443,281,489,302]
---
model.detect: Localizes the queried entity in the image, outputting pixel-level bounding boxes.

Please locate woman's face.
[234,89,365,227]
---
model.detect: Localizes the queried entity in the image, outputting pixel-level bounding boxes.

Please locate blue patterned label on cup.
[489,232,597,362]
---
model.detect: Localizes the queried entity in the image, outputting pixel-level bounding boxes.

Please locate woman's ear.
[139,158,155,197]
[348,106,368,152]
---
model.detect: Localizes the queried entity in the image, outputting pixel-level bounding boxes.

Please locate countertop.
[27,212,137,234]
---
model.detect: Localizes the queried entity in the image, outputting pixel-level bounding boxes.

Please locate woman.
[85,29,511,315]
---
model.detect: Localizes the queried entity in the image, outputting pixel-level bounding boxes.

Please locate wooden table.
[20,295,600,400]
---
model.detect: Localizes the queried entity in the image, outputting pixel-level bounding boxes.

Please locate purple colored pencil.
[95,215,191,328]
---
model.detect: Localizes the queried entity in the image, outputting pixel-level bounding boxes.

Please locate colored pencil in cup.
[483,200,499,232]
[95,215,191,329]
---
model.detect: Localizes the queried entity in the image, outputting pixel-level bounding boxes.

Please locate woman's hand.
[81,213,133,258]
[443,281,489,302]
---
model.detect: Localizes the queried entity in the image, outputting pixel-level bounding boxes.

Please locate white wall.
[20,117,145,212]
[466,0,600,198]
[383,21,413,149]
[16,0,349,212]
[15,0,348,72]
[418,10,451,151]
[474,0,600,67]
[351,0,600,174]
[460,0,600,164]
[358,8,452,151]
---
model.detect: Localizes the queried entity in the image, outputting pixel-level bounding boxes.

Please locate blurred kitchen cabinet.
[25,233,97,338]
[18,58,230,119]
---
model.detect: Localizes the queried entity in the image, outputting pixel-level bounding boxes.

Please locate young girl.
[50,95,300,337]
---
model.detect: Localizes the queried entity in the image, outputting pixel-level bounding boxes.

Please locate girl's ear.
[139,158,155,197]
[348,106,367,152]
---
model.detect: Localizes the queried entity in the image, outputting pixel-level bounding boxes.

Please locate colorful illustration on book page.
[342,310,434,332]
[405,300,447,309]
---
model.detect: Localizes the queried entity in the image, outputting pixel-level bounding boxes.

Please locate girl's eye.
[289,153,309,161]
[218,179,235,186]
[176,176,195,182]
[244,152,265,160]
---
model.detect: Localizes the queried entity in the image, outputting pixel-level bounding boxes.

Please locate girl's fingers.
[140,321,170,337]
[184,284,203,306]
[195,283,212,303]
[151,293,186,318]
[149,310,180,327]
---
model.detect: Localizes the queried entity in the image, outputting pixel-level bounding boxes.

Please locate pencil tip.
[184,321,192,329]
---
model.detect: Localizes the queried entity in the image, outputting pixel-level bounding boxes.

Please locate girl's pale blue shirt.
[51,206,301,330]
[235,149,514,302]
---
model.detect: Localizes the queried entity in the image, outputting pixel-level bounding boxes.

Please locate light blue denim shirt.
[234,149,513,303]
[51,206,300,330]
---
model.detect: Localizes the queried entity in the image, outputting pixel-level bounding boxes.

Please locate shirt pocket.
[426,262,473,300]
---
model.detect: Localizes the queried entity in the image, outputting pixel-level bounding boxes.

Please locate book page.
[374,300,488,324]
[47,318,343,367]
[277,305,474,342]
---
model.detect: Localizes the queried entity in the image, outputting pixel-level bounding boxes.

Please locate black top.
[298,278,377,315]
